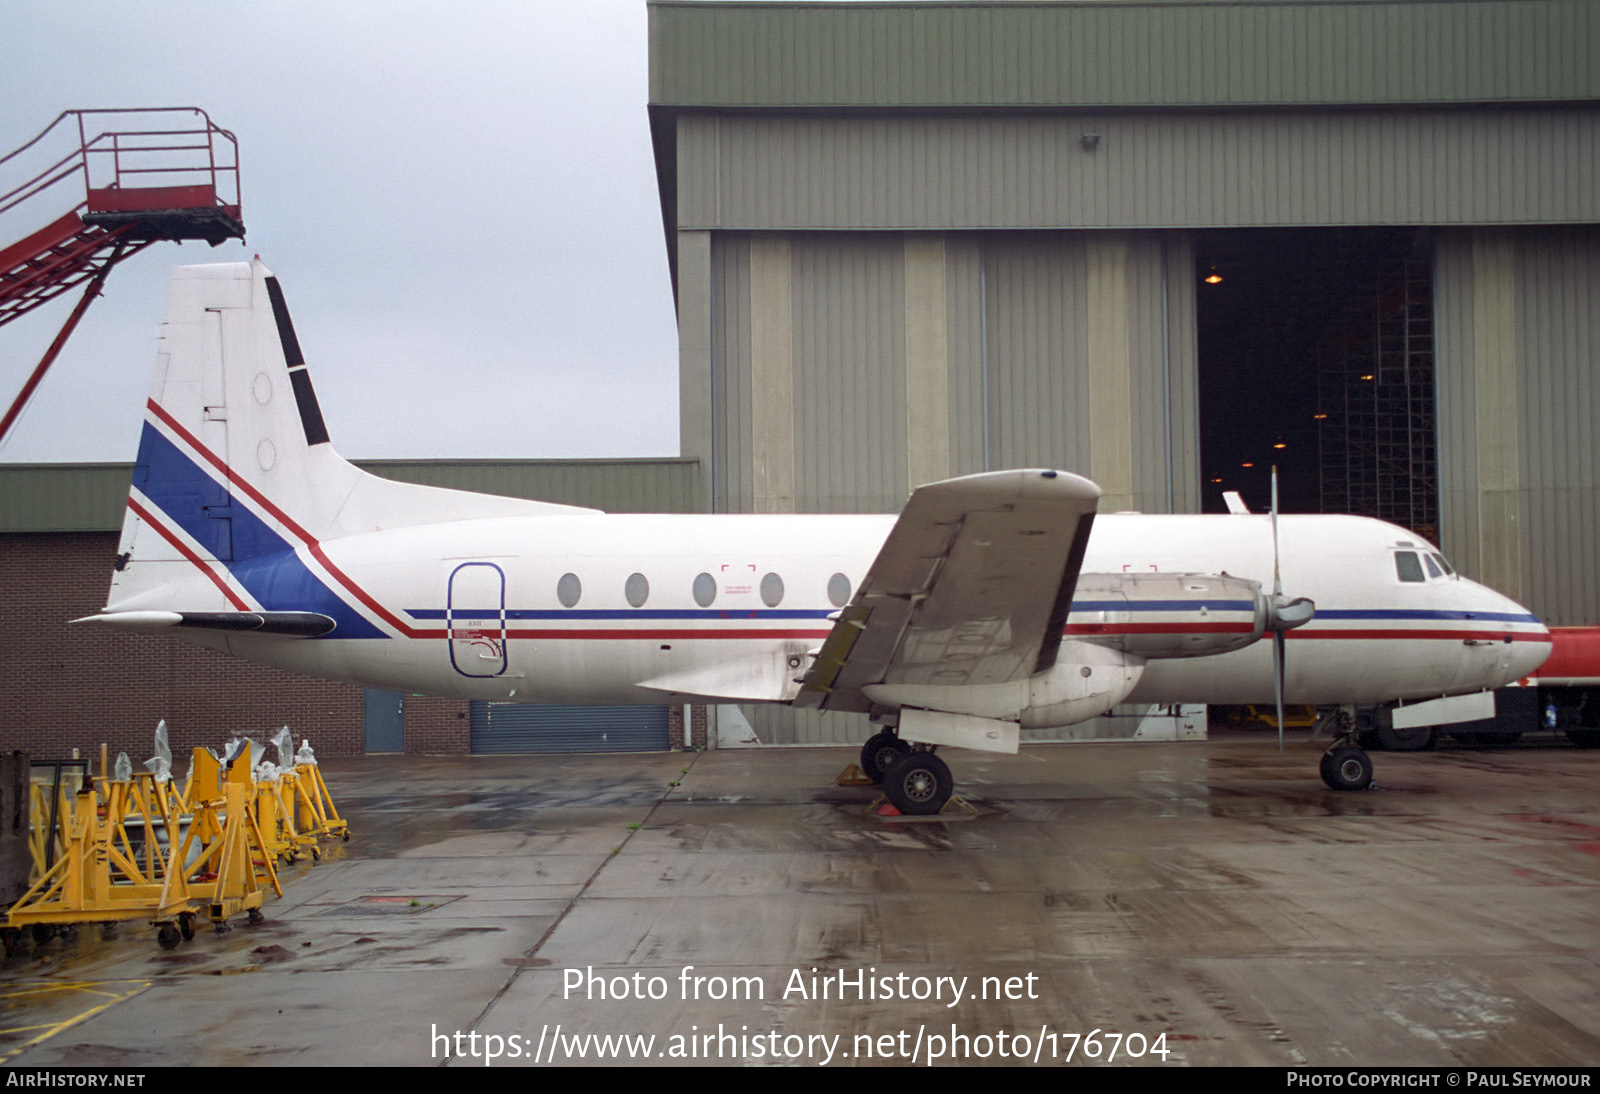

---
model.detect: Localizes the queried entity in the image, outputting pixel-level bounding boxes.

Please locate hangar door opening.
[1195,228,1438,543]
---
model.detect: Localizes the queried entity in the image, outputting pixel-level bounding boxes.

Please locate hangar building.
[647,0,1600,743]
[2,0,1596,756]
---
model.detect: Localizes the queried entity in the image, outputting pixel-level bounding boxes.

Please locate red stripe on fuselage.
[127,496,251,611]
[1067,622,1255,635]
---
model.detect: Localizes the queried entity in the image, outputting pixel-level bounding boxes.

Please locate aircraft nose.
[1508,622,1553,681]
[1476,583,1551,682]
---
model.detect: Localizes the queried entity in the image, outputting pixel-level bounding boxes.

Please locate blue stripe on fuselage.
[1311,608,1541,624]
[407,608,836,620]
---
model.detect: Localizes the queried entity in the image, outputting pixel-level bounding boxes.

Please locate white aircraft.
[80,261,1552,813]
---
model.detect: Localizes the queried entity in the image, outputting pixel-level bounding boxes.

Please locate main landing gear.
[859,730,910,783]
[859,730,954,815]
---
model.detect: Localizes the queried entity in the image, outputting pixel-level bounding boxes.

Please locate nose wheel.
[1312,706,1377,791]
[1319,746,1375,791]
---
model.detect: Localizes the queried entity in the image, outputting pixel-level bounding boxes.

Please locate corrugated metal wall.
[708,229,1199,516]
[1515,229,1600,627]
[677,111,1600,231]
[792,235,909,513]
[1,458,702,531]
[705,227,1199,741]
[1435,227,1600,626]
[651,1,1599,109]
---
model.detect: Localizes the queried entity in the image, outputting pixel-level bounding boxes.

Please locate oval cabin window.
[557,572,582,607]
[625,572,650,608]
[760,572,784,607]
[827,572,852,608]
[692,572,717,607]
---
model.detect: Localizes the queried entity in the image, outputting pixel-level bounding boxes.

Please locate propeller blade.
[1272,466,1283,751]
[1271,465,1282,599]
[1274,630,1285,753]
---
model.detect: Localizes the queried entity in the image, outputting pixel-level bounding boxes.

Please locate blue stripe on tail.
[135,422,387,638]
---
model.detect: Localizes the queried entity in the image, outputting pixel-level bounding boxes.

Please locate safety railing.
[0,107,241,226]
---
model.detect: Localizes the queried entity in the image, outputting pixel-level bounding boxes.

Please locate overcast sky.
[0,1,680,463]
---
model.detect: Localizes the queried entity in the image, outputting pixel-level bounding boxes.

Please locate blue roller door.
[468,703,671,753]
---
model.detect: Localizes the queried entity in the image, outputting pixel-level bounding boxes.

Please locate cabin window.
[1394,551,1425,583]
[625,572,649,607]
[1431,552,1456,577]
[827,572,852,608]
[1423,554,1443,579]
[692,572,717,607]
[557,572,582,607]
[759,572,784,607]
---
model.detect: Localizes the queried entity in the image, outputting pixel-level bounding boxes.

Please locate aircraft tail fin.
[105,259,592,616]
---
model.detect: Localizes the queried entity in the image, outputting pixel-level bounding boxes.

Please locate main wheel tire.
[881,751,953,816]
[1376,724,1437,752]
[1320,747,1374,792]
[860,731,911,784]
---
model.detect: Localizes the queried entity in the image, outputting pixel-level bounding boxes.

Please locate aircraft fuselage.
[151,508,1547,717]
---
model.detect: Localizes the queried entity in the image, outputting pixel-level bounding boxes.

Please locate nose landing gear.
[1317,706,1377,791]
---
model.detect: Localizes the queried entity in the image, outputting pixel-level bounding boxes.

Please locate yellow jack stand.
[292,762,348,844]
[155,746,281,947]
[253,772,318,866]
[3,772,191,950]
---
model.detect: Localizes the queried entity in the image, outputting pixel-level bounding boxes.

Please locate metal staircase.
[0,108,244,442]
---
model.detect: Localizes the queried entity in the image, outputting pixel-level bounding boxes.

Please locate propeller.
[1264,467,1315,751]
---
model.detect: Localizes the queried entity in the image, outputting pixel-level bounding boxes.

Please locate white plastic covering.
[223,737,258,770]
[113,751,132,782]
[296,739,317,766]
[144,719,173,783]
[274,727,295,769]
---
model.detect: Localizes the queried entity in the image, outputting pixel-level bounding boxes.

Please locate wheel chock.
[837,764,875,787]
[863,793,978,821]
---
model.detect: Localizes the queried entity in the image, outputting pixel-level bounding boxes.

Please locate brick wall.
[2,532,362,764]
[401,694,471,754]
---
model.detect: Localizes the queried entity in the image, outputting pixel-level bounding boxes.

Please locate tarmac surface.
[2,732,1597,1068]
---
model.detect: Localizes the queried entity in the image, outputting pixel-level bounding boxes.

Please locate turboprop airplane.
[79,261,1552,814]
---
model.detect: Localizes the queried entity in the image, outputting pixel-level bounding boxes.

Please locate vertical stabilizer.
[106,259,593,616]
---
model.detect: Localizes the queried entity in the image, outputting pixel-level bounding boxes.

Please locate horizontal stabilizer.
[75,610,336,637]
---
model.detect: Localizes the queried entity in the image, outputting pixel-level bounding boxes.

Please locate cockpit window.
[1431,552,1456,577]
[1423,554,1443,579]
[1394,551,1425,583]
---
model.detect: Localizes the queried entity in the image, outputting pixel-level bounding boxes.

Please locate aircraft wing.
[796,469,1099,712]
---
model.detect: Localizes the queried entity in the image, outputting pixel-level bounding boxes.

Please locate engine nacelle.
[1019,639,1147,728]
[862,640,1146,730]
[1068,573,1272,659]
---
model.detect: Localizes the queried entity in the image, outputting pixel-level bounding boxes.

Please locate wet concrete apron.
[3,736,1596,1066]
